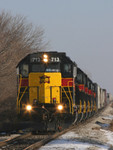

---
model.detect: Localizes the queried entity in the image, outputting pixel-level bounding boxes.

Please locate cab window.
[64,64,71,73]
[77,73,82,83]
[20,64,29,77]
[62,63,72,77]
[31,63,60,72]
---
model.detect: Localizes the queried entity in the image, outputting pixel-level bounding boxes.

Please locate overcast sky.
[0,0,113,95]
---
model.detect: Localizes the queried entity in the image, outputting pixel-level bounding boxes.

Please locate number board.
[50,57,60,62]
[30,56,60,63]
[30,57,41,63]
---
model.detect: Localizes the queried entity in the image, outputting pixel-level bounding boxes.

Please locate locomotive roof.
[16,51,77,67]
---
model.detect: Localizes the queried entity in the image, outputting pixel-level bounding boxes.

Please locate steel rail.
[24,125,76,150]
[0,132,31,147]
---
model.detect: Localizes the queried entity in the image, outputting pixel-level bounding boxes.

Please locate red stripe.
[78,84,85,92]
[85,87,88,94]
[94,93,96,98]
[20,78,28,86]
[88,90,92,95]
[91,91,93,96]
[62,78,73,86]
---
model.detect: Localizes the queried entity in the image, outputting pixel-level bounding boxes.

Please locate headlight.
[26,105,32,111]
[57,105,63,111]
[43,54,48,63]
[43,54,48,58]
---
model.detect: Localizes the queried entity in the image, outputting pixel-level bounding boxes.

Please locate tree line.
[0,11,47,118]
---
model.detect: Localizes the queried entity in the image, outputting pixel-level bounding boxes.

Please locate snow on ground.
[39,104,113,150]
[101,129,113,146]
[39,137,109,150]
[39,131,109,150]
[102,115,113,121]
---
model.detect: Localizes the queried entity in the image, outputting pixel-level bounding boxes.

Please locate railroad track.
[0,121,100,150]
[0,126,74,150]
[0,132,32,149]
[0,106,108,150]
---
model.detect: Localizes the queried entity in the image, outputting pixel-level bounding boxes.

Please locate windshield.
[31,63,60,72]
[20,64,29,77]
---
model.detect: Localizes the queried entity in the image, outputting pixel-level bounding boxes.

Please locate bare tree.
[0,11,47,104]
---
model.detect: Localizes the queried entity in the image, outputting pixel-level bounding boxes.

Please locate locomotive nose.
[29,72,61,105]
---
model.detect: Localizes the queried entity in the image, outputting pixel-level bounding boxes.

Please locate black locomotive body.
[16,51,106,130]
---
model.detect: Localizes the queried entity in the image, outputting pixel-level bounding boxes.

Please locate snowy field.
[39,104,113,150]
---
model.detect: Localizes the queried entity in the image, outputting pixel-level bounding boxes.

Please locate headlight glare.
[43,54,48,63]
[43,54,48,58]
[26,105,32,111]
[57,105,63,111]
[43,58,48,62]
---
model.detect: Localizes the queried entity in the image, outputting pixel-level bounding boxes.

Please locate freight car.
[16,51,107,130]
[107,93,113,104]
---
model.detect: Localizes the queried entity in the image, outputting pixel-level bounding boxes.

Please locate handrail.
[83,101,86,113]
[67,81,73,102]
[88,100,90,112]
[17,74,28,113]
[62,87,72,113]
[62,79,74,114]
[78,100,82,114]
[18,86,28,113]
[17,74,22,113]
[67,80,74,114]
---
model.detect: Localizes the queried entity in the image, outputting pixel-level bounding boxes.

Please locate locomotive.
[16,51,107,130]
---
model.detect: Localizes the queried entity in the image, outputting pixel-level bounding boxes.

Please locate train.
[16,51,112,130]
